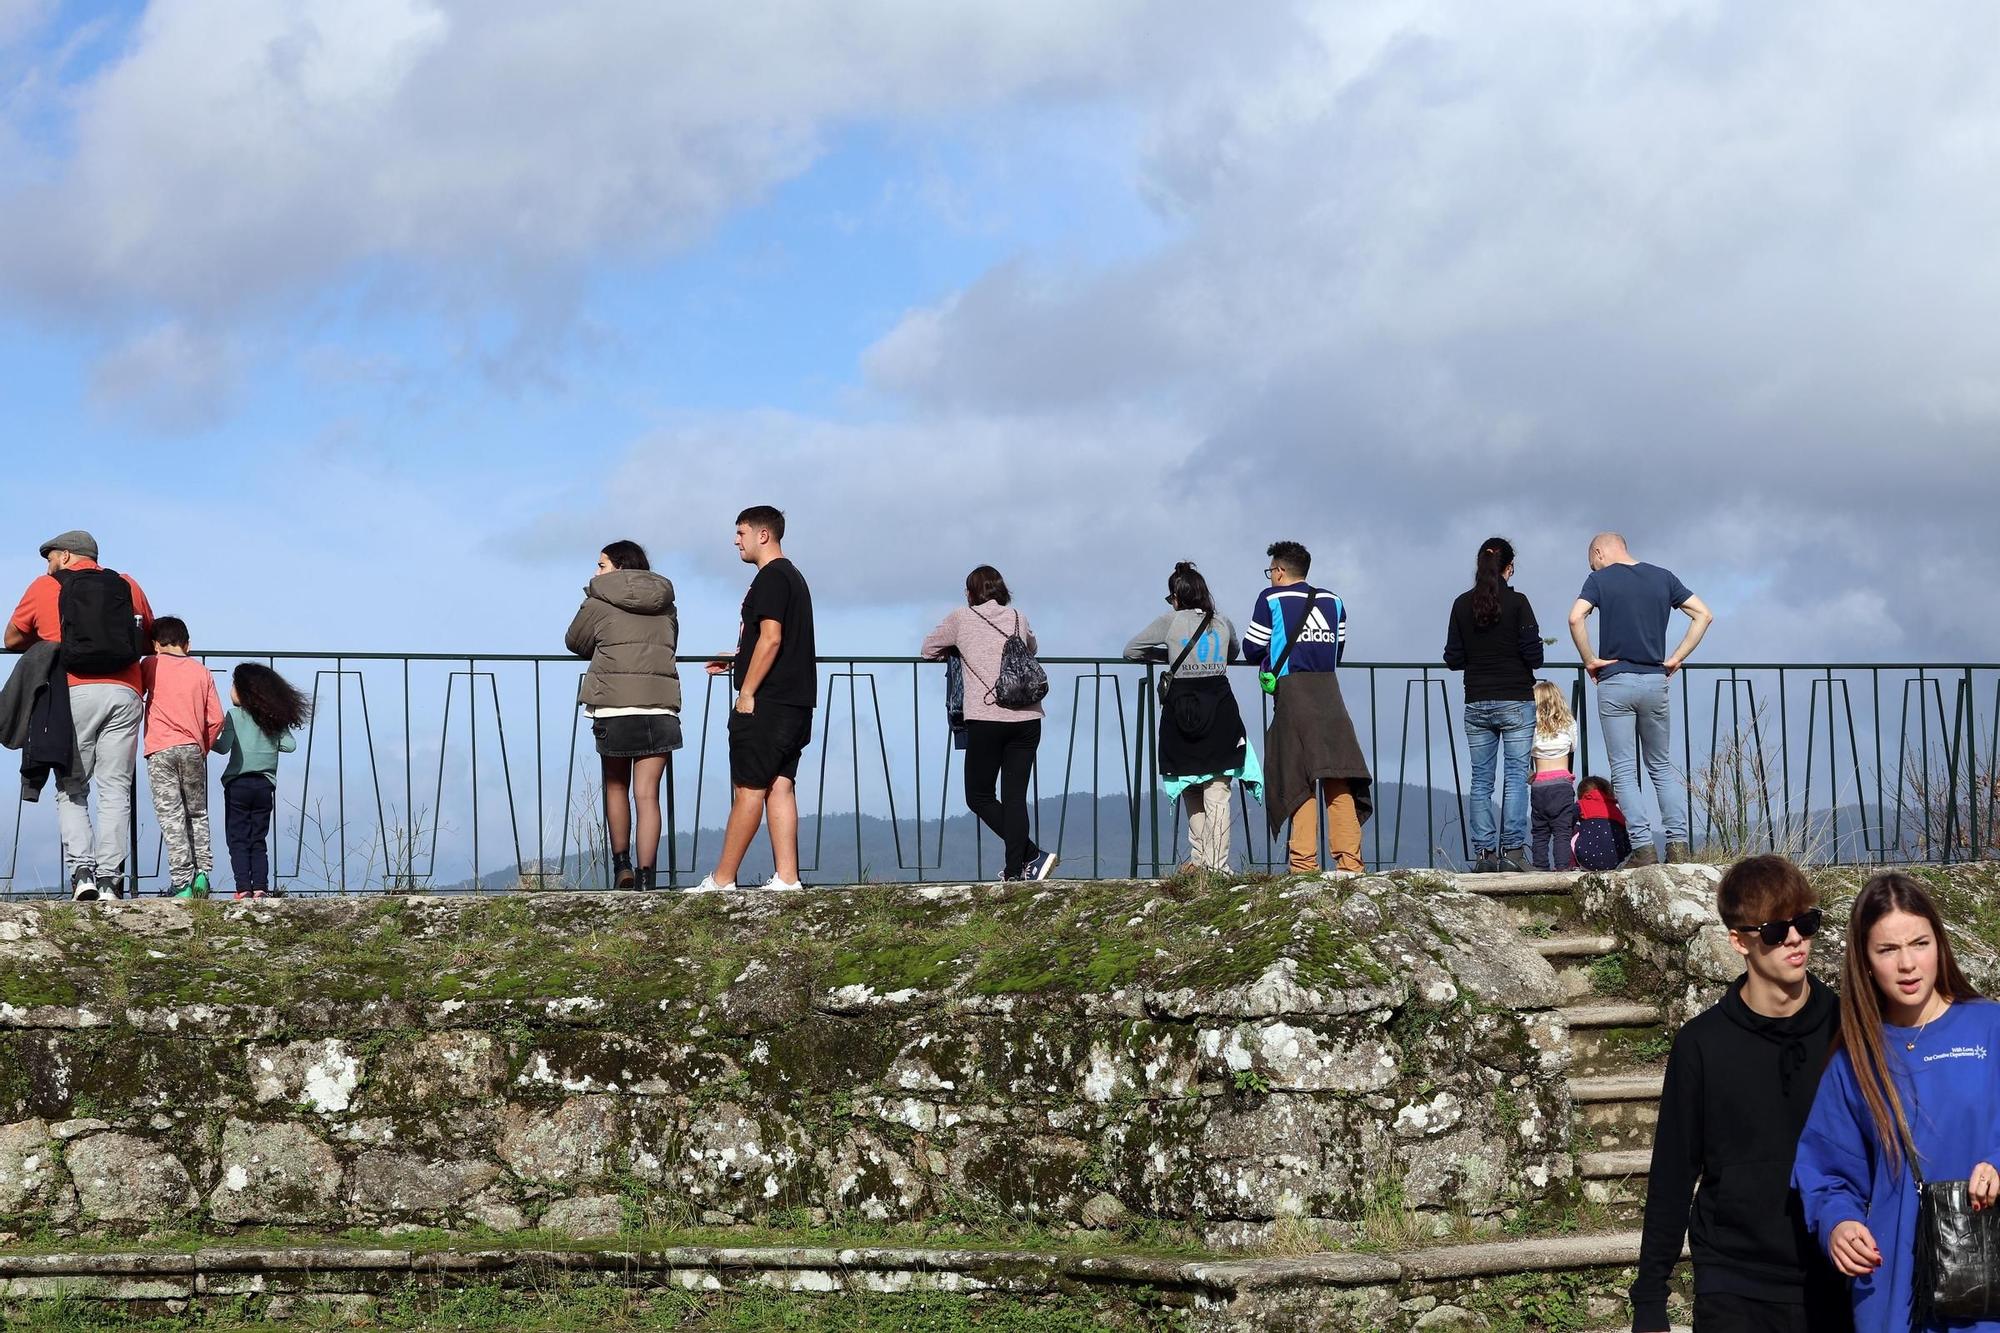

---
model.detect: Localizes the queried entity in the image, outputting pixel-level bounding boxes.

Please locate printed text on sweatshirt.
[1242,585,1345,676]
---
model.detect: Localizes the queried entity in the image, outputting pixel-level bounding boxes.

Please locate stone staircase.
[1457,870,1669,1227]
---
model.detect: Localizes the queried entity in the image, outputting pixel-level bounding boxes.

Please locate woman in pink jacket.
[920,566,1057,882]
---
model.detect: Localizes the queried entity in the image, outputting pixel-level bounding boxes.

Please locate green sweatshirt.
[213,707,297,781]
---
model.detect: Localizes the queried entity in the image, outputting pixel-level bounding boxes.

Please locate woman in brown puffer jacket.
[565,540,681,890]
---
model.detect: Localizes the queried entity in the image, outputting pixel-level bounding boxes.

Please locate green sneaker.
[174,873,212,901]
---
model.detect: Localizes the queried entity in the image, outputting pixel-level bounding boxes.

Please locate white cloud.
[87,320,237,432]
[0,0,1218,320]
[829,0,2000,658]
[11,0,2000,664]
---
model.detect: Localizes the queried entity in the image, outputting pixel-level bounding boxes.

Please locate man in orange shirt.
[5,531,154,900]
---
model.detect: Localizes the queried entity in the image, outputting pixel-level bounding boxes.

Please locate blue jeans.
[1464,700,1535,853]
[1597,673,1687,848]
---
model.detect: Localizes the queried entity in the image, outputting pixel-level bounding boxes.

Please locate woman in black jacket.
[1443,537,1543,872]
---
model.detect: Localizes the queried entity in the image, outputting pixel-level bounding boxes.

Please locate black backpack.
[54,568,142,673]
[969,611,1049,709]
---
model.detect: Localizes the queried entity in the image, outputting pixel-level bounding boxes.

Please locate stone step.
[0,1231,1678,1328]
[1568,1022,1672,1076]
[1579,1149,1652,1179]
[1558,1001,1665,1029]
[1453,870,1585,894]
[1568,1071,1665,1103]
[1582,1171,1650,1220]
[1577,1095,1662,1151]
[1532,934,1620,959]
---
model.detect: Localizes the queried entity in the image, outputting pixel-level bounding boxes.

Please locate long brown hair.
[1470,537,1514,626]
[1831,871,1982,1175]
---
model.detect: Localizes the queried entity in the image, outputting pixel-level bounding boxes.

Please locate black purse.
[1902,1125,2000,1326]
[1156,610,1214,706]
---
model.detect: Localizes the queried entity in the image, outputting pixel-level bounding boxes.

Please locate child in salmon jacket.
[141,617,224,899]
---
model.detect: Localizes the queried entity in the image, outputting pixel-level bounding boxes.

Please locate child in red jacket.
[1573,775,1633,871]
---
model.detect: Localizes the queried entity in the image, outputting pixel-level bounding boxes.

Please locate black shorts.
[728,702,812,789]
[592,712,683,759]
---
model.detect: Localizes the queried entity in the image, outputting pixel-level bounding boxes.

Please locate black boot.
[634,866,659,892]
[611,851,634,890]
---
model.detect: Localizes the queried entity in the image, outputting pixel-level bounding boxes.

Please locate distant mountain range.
[461,781,1543,889]
[458,781,1916,891]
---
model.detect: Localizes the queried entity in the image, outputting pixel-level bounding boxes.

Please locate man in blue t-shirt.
[1566,532,1714,867]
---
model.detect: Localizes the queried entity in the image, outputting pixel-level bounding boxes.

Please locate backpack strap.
[1267,588,1320,679]
[1165,610,1214,679]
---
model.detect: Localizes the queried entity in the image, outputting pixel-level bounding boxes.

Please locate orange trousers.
[1287,779,1363,873]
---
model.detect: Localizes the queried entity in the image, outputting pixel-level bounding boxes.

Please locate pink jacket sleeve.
[919,610,959,661]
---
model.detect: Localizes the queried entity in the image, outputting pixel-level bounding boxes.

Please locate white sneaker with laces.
[687,876,735,895]
[762,876,803,892]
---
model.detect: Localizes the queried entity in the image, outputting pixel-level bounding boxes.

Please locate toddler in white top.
[1530,681,1579,869]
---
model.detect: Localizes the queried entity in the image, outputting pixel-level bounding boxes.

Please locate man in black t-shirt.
[692,505,817,893]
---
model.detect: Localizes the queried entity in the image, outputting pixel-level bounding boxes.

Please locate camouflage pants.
[147,744,213,885]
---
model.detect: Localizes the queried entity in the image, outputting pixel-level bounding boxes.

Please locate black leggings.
[224,775,276,891]
[963,719,1043,878]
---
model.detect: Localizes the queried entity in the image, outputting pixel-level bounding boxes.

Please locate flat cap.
[37,530,98,561]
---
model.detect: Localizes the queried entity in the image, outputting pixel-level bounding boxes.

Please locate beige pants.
[1180,778,1232,871]
[1288,779,1363,873]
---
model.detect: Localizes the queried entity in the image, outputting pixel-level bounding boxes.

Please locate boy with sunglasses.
[1630,854,1851,1333]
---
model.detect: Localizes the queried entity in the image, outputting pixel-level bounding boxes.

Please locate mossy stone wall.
[0,874,1572,1247]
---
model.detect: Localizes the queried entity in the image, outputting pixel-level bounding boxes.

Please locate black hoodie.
[1630,973,1853,1331]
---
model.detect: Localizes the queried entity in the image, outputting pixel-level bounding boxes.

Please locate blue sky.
[3,0,1999,666]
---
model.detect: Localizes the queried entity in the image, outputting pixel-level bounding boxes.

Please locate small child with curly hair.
[212,664,310,899]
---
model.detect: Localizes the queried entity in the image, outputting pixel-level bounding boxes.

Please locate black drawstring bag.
[966,611,1048,709]
[1901,1125,2000,1328]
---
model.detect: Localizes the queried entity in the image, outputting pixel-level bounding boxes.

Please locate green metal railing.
[3,655,1993,895]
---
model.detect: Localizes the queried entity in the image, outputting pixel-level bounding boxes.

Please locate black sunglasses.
[1732,908,1823,948]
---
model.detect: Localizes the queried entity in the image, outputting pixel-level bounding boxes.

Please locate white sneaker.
[97,875,125,900]
[762,876,803,892]
[687,876,735,895]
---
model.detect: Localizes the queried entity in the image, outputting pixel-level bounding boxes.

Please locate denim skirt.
[592,713,683,758]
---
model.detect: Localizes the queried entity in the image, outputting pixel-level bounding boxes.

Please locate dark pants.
[1693,1291,1845,1333]
[1530,779,1578,870]
[224,775,276,891]
[963,719,1042,878]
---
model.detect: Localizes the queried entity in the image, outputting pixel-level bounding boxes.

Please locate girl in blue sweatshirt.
[1793,871,2000,1333]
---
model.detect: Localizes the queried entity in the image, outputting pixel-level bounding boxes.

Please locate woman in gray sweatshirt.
[1124,562,1259,873]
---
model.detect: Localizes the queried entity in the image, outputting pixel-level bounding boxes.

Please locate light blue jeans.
[56,682,142,878]
[1597,672,1687,849]
[1464,700,1535,853]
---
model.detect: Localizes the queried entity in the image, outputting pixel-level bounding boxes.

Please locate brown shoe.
[1663,841,1692,864]
[1618,845,1660,869]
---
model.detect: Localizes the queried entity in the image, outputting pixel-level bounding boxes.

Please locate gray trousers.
[58,683,143,878]
[1180,778,1233,871]
[146,743,214,884]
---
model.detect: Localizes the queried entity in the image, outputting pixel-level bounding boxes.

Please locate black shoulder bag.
[1902,1114,2000,1326]
[1155,610,1214,706]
